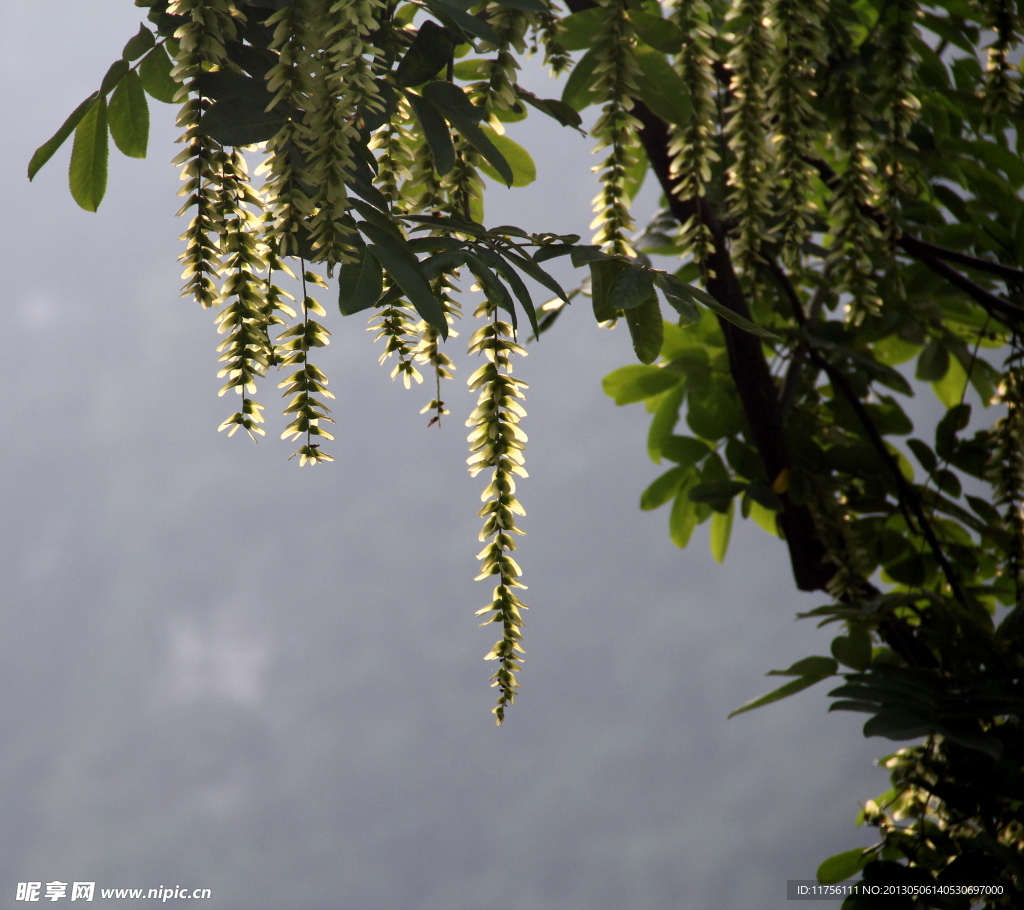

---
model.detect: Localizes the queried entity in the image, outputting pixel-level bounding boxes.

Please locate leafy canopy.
[30,0,1024,902]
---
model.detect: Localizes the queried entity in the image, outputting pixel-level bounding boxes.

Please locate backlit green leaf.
[108,71,149,158]
[561,46,601,111]
[817,848,873,885]
[122,24,156,61]
[641,465,688,510]
[68,97,109,211]
[358,222,448,337]
[633,46,692,126]
[338,247,384,315]
[710,501,733,563]
[28,93,99,181]
[602,365,680,405]
[477,132,536,187]
[406,90,455,176]
[669,483,698,548]
[139,44,179,103]
[395,20,455,87]
[422,81,513,185]
[626,297,664,364]
[728,674,832,718]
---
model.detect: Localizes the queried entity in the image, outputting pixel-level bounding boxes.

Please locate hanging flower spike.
[467,300,529,724]
[669,0,719,265]
[279,269,336,465]
[302,0,385,271]
[259,0,316,261]
[724,0,773,278]
[170,0,241,310]
[214,149,274,440]
[415,273,462,427]
[767,0,825,267]
[589,0,642,257]
[980,0,1022,121]
[826,64,883,320]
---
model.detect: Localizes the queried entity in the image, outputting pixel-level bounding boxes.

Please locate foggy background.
[1,3,886,907]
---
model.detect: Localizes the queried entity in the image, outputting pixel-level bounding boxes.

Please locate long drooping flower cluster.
[589,0,641,257]
[466,302,529,724]
[723,0,772,278]
[767,0,824,265]
[669,0,719,264]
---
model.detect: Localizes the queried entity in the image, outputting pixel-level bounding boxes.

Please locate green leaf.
[680,279,779,339]
[98,58,130,96]
[561,46,601,111]
[198,75,284,146]
[480,249,540,336]
[395,20,455,87]
[406,90,455,176]
[603,364,681,406]
[28,93,99,181]
[514,88,584,131]
[817,848,873,885]
[688,480,746,508]
[122,24,156,61]
[590,258,628,322]
[710,501,733,563]
[477,132,536,187]
[654,274,700,324]
[647,382,685,462]
[464,252,518,331]
[863,709,933,740]
[628,10,684,53]
[661,435,710,467]
[932,350,968,408]
[768,656,838,677]
[108,70,149,158]
[686,386,744,440]
[669,483,698,548]
[906,438,937,474]
[633,46,692,126]
[422,0,498,45]
[421,81,513,185]
[640,465,688,510]
[490,0,546,12]
[916,338,950,381]
[831,630,872,671]
[559,8,605,50]
[337,247,384,315]
[728,674,832,718]
[358,223,448,337]
[139,44,179,103]
[626,297,664,364]
[609,266,657,310]
[68,97,109,212]
[502,249,570,303]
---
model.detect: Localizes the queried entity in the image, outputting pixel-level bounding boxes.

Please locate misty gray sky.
[1,3,886,908]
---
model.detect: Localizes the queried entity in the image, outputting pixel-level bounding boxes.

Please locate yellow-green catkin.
[589,0,642,257]
[278,270,336,464]
[169,0,240,309]
[302,0,385,270]
[214,150,274,440]
[980,0,1021,120]
[724,0,773,277]
[767,0,825,266]
[260,0,315,260]
[467,301,529,724]
[669,0,719,264]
